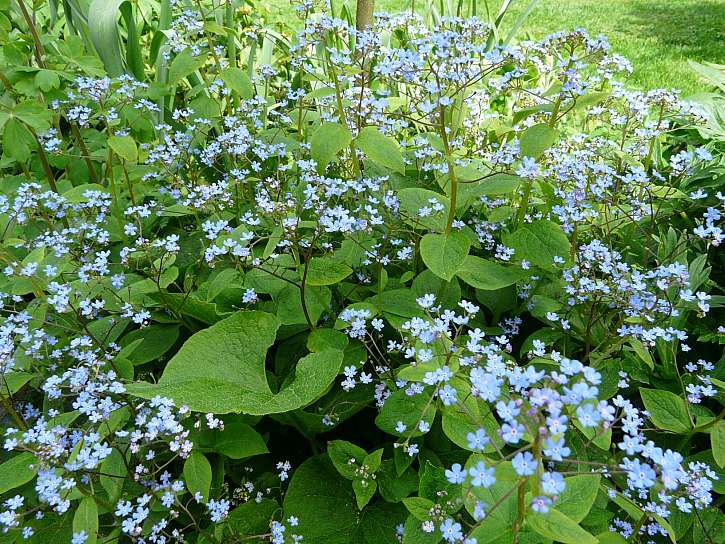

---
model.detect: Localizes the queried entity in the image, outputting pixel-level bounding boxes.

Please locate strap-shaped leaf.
[88,0,144,79]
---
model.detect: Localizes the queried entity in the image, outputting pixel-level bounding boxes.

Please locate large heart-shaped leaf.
[526,508,597,544]
[0,452,38,494]
[310,123,352,173]
[456,256,529,290]
[283,455,406,544]
[183,451,212,500]
[519,123,558,159]
[639,388,692,433]
[420,231,470,282]
[126,311,344,414]
[355,126,405,174]
[305,256,353,286]
[505,220,570,269]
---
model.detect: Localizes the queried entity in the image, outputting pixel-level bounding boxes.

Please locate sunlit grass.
[258,0,725,95]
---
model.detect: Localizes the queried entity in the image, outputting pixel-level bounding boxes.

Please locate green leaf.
[152,292,224,324]
[420,231,470,282]
[505,220,571,269]
[366,289,425,319]
[377,460,418,502]
[455,172,523,211]
[62,184,109,204]
[394,446,416,477]
[628,339,654,370]
[557,474,601,522]
[691,508,724,544]
[519,123,558,159]
[88,0,143,79]
[275,284,331,325]
[467,173,523,196]
[305,256,353,286]
[73,497,98,544]
[196,416,268,459]
[126,311,344,414]
[469,523,541,544]
[353,479,377,510]
[307,328,349,352]
[14,101,52,132]
[284,456,406,543]
[402,514,440,544]
[397,188,451,231]
[108,134,137,162]
[282,454,358,543]
[184,451,212,500]
[228,498,278,536]
[639,388,692,433]
[119,324,180,365]
[526,508,597,544]
[220,67,254,99]
[412,270,461,310]
[310,123,352,173]
[712,421,725,468]
[574,418,612,450]
[456,256,528,290]
[689,60,725,92]
[356,126,405,174]
[3,118,33,163]
[363,449,384,473]
[328,440,368,480]
[0,452,38,494]
[100,449,127,503]
[168,48,206,85]
[0,371,33,399]
[463,458,519,527]
[607,489,645,521]
[402,497,434,521]
[34,70,60,92]
[441,385,502,453]
[207,268,242,302]
[376,389,436,437]
[596,532,627,544]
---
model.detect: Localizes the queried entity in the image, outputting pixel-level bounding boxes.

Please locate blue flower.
[440,518,463,543]
[501,422,525,444]
[531,496,552,513]
[544,438,571,461]
[466,428,489,451]
[439,384,458,406]
[623,459,656,489]
[575,403,601,427]
[445,463,467,484]
[541,471,566,495]
[469,461,496,488]
[512,452,536,476]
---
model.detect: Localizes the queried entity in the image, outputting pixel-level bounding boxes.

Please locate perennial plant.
[0,1,723,543]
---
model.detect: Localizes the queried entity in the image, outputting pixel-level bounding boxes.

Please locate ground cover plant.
[0,0,724,543]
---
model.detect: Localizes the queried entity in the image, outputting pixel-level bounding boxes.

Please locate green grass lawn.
[259,0,725,95]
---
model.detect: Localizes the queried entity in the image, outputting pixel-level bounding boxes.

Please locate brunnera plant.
[0,1,723,543]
